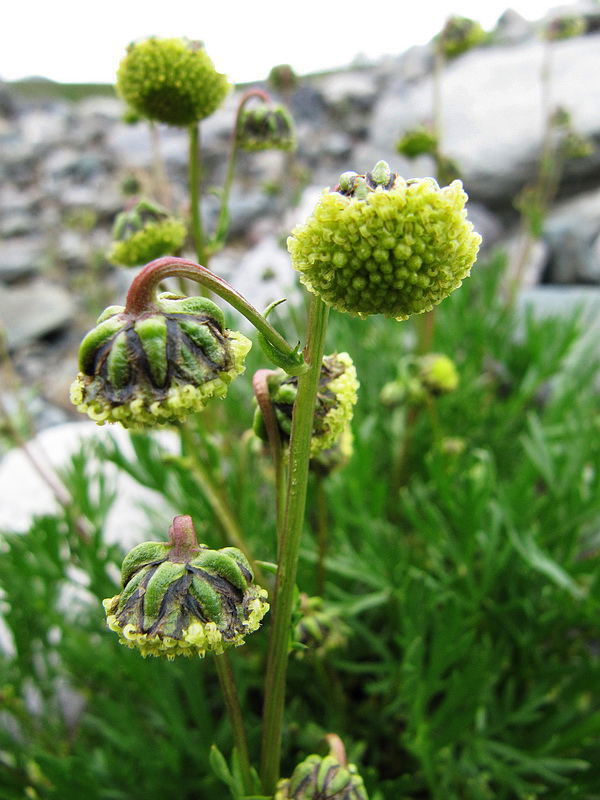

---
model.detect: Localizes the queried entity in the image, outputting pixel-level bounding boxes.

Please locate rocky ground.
[1,1,600,444]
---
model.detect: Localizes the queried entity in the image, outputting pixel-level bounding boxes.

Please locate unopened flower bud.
[275,754,369,800]
[103,515,268,659]
[396,126,438,159]
[109,200,187,267]
[71,292,251,428]
[294,595,348,657]
[268,64,298,93]
[438,16,486,59]
[253,353,359,458]
[288,162,481,320]
[237,104,295,152]
[117,38,230,127]
[418,353,459,395]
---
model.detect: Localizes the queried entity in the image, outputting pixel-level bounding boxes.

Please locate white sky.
[2,1,569,84]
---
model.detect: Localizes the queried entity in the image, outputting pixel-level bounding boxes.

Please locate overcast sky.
[2,1,568,84]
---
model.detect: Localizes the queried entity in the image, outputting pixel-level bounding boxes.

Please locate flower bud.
[418,353,459,395]
[70,292,251,428]
[396,126,438,160]
[117,38,231,127]
[103,515,268,659]
[109,200,187,267]
[237,104,296,152]
[268,63,298,93]
[288,162,481,320]
[275,754,368,800]
[294,595,348,658]
[253,353,359,458]
[437,16,486,59]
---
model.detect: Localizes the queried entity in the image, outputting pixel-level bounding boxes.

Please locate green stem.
[189,123,206,265]
[125,256,305,373]
[260,295,330,793]
[315,474,328,597]
[214,652,254,796]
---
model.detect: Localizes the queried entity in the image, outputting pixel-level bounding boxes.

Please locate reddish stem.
[168,514,200,561]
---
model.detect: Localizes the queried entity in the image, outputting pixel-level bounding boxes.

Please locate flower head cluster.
[275,754,368,800]
[103,515,268,659]
[253,353,359,459]
[288,161,481,320]
[109,200,187,267]
[71,292,251,428]
[117,38,230,126]
[237,104,295,152]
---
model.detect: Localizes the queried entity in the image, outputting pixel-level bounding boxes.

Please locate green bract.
[275,754,369,800]
[109,200,187,268]
[117,38,231,126]
[288,161,481,320]
[237,104,296,152]
[103,515,269,659]
[253,352,359,459]
[70,292,251,428]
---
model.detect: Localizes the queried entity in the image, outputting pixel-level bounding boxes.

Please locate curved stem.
[124,256,304,372]
[189,123,207,265]
[260,295,330,793]
[214,651,254,796]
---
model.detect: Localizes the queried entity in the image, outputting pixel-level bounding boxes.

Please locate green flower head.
[117,38,231,126]
[288,161,481,320]
[103,515,269,659]
[275,754,369,800]
[237,104,296,152]
[396,126,438,160]
[438,16,486,59]
[109,200,187,268]
[253,353,359,459]
[419,353,459,395]
[70,292,251,428]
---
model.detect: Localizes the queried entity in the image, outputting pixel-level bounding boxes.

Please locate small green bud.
[70,292,251,428]
[418,353,459,395]
[275,753,369,800]
[396,126,439,159]
[437,16,486,59]
[117,38,231,127]
[253,353,359,459]
[441,436,467,457]
[268,63,298,93]
[237,104,296,152]
[109,200,187,268]
[288,163,481,320]
[103,515,269,659]
[294,595,348,658]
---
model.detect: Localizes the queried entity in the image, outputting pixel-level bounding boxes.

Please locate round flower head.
[71,292,251,428]
[109,199,187,268]
[418,353,459,395]
[437,16,486,59]
[117,38,230,127]
[396,126,438,160]
[237,104,295,152]
[103,516,268,659]
[253,353,359,459]
[288,161,481,320]
[275,753,368,800]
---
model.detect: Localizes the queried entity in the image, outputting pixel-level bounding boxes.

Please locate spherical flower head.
[438,16,486,59]
[268,63,298,93]
[418,353,459,395]
[253,353,359,459]
[287,161,481,320]
[116,38,231,127]
[70,292,251,428]
[237,104,296,152]
[109,200,187,268]
[396,126,438,160]
[275,754,369,800]
[103,515,268,659]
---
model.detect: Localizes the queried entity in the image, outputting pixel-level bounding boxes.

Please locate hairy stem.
[260,295,330,793]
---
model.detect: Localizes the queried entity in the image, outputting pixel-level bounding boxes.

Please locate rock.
[0,235,47,281]
[0,280,76,349]
[319,71,378,112]
[492,9,533,45]
[543,186,600,283]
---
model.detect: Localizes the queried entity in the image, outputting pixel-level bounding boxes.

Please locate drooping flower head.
[275,753,369,800]
[253,353,359,459]
[103,515,269,659]
[109,199,187,268]
[71,292,251,428]
[288,161,481,320]
[237,103,296,152]
[117,38,231,127]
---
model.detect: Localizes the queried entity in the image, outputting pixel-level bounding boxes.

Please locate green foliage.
[2,254,600,798]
